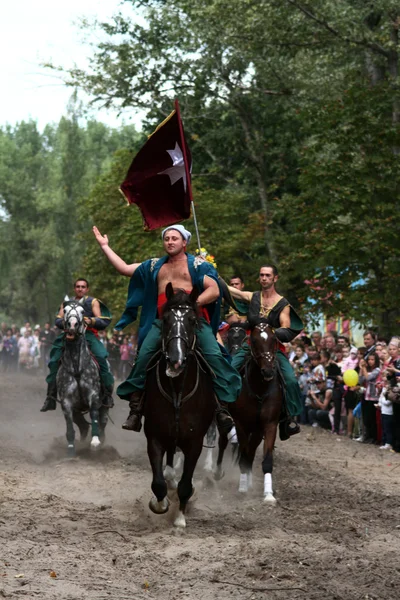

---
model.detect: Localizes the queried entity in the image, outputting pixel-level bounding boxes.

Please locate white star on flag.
[158,142,187,191]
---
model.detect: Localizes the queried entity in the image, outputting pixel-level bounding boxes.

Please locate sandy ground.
[1,372,400,600]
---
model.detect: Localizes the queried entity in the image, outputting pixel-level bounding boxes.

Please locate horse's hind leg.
[262,422,278,504]
[164,448,178,490]
[63,406,76,457]
[73,411,90,442]
[90,404,101,448]
[213,431,228,480]
[148,438,169,514]
[175,442,202,528]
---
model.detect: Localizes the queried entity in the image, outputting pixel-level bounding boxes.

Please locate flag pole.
[174,98,202,251]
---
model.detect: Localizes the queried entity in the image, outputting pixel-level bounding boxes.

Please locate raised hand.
[93,226,109,247]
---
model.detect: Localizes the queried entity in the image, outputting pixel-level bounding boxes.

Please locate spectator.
[311,331,322,351]
[308,380,333,429]
[359,352,381,444]
[290,343,308,373]
[119,335,132,380]
[107,333,121,377]
[1,329,17,372]
[377,376,394,450]
[18,329,34,370]
[386,339,400,452]
[325,334,336,353]
[39,323,56,372]
[298,361,311,425]
[363,330,377,359]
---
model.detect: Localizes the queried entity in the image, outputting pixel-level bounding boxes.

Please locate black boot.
[121,390,144,432]
[40,382,57,412]
[279,418,300,441]
[215,399,234,436]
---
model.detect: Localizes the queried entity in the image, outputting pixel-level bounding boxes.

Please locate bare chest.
[157,262,193,294]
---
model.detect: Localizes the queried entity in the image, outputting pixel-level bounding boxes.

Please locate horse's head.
[250,322,277,381]
[161,283,199,378]
[63,299,85,341]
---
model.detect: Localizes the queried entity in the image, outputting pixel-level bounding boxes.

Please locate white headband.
[161,224,191,243]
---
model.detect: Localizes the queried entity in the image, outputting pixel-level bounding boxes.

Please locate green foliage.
[0,111,140,324]
[5,0,399,333]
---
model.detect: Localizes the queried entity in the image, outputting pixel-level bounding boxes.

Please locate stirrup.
[279,419,300,441]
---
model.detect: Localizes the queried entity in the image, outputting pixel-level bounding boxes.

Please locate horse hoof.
[67,445,76,458]
[174,511,186,528]
[213,468,225,481]
[149,496,170,515]
[90,436,101,448]
[263,493,277,504]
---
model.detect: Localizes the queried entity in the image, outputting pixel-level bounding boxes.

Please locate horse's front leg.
[238,430,263,493]
[62,401,76,457]
[164,448,178,490]
[262,421,278,504]
[90,396,101,448]
[148,438,169,514]
[175,441,203,528]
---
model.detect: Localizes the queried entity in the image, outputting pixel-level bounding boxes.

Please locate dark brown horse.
[214,323,283,503]
[144,284,215,527]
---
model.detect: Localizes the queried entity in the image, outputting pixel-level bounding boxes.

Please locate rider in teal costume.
[92,224,242,433]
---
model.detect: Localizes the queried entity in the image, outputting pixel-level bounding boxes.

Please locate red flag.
[120,104,192,230]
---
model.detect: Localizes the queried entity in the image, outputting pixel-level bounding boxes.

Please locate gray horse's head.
[63,299,85,341]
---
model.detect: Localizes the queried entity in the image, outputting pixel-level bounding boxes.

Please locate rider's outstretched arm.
[227,285,252,303]
[92,226,141,277]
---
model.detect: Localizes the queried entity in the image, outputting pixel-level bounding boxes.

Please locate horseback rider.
[92,224,242,433]
[227,264,304,439]
[225,276,249,326]
[40,278,114,412]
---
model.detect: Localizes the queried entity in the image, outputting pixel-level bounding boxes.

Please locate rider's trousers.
[117,319,241,404]
[46,332,114,390]
[232,346,302,417]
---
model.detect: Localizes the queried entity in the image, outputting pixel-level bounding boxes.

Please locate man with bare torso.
[93,224,241,433]
[228,265,304,439]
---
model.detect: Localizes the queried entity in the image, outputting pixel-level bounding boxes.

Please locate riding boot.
[279,418,300,441]
[215,398,235,436]
[121,390,144,432]
[103,387,114,409]
[40,381,58,412]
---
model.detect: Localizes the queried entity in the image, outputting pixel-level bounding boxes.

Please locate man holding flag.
[93,224,241,432]
[92,101,241,433]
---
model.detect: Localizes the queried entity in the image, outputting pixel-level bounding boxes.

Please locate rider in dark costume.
[228,264,304,439]
[40,278,114,412]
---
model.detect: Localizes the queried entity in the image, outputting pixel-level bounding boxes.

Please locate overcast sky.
[1,0,141,130]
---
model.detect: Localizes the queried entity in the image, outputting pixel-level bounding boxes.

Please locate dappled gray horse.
[57,298,108,456]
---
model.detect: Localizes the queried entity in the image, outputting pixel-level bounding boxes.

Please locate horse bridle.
[64,302,85,336]
[161,305,197,354]
[250,322,276,365]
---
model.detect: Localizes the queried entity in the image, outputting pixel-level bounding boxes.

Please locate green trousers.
[117,319,242,404]
[232,346,302,417]
[46,332,114,390]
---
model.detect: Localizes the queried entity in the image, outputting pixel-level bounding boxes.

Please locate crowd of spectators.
[0,321,137,379]
[288,329,400,452]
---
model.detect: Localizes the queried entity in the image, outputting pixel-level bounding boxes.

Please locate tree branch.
[286,0,390,57]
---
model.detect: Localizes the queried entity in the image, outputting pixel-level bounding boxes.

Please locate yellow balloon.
[343,369,359,387]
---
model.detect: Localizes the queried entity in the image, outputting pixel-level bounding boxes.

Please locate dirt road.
[1,372,400,599]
